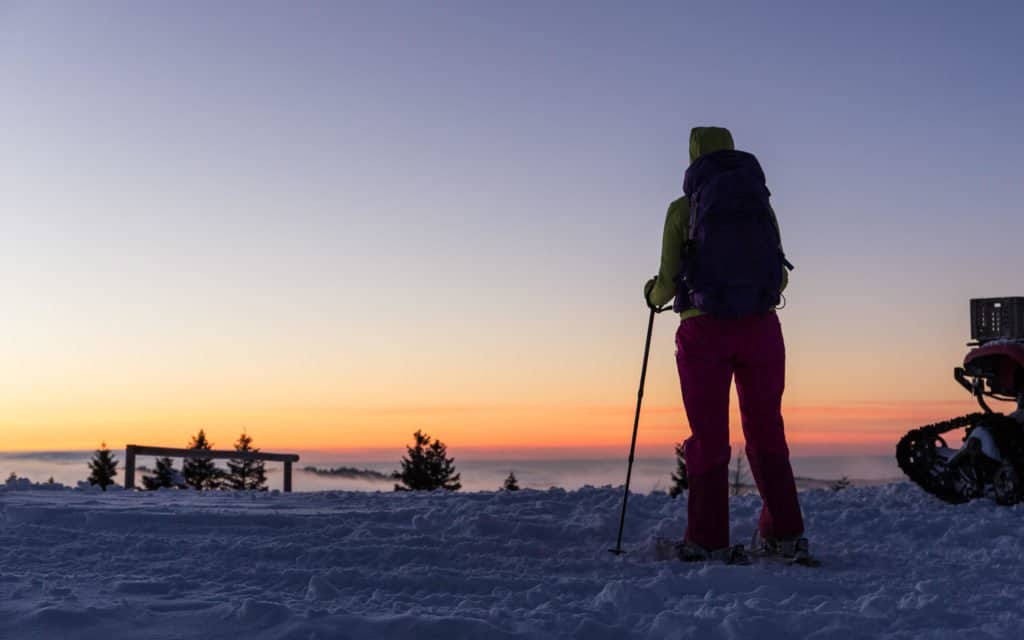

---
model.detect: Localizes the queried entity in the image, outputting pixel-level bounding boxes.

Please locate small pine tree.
[831,476,852,492]
[183,430,220,490]
[143,457,182,490]
[88,442,119,491]
[225,432,267,491]
[730,452,747,497]
[503,471,520,491]
[392,430,461,491]
[669,441,689,498]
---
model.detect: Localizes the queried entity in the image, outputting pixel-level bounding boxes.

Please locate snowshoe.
[654,537,751,565]
[897,298,1024,505]
[750,531,820,567]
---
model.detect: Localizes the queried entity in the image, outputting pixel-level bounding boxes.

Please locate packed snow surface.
[1,483,1023,639]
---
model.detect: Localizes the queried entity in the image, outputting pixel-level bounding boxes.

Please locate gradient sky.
[2,2,1023,456]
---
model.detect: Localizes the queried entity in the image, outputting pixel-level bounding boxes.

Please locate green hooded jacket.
[645,126,788,320]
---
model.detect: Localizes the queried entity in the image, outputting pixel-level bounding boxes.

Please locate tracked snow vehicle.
[897,298,1024,505]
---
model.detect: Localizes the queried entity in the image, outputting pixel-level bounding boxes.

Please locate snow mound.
[0,483,1022,638]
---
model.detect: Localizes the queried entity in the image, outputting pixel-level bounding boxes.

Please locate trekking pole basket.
[970,297,1024,344]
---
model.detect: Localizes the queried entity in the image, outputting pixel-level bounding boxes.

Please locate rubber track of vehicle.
[896,413,986,504]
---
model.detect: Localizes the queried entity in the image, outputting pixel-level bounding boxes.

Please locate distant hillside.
[303,466,389,480]
[726,476,906,493]
[794,476,906,489]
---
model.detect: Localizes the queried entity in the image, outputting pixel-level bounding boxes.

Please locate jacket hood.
[689,127,735,163]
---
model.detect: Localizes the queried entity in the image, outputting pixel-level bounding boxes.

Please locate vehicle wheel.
[993,463,1021,506]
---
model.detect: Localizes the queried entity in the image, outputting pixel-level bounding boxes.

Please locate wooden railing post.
[284,461,292,493]
[124,445,137,490]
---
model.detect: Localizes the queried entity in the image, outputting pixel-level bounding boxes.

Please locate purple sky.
[2,2,1023,452]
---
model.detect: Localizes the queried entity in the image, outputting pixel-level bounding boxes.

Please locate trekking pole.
[609,302,667,555]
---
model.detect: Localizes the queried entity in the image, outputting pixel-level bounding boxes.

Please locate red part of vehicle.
[964,342,1024,398]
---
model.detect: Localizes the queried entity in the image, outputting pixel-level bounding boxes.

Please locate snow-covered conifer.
[831,476,852,492]
[392,430,461,491]
[730,452,747,496]
[143,457,183,490]
[183,430,220,490]
[503,471,520,491]
[669,441,688,498]
[225,432,267,491]
[87,442,119,491]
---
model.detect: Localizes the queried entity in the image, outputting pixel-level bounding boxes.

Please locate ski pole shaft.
[610,305,659,555]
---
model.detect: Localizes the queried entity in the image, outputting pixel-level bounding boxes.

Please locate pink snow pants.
[675,312,804,550]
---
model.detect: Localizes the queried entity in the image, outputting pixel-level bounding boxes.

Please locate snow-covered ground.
[1,483,1022,639]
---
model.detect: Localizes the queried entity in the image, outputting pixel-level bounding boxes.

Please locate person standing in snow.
[644,126,808,564]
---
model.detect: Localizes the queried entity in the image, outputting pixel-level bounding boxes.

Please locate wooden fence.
[123,445,300,492]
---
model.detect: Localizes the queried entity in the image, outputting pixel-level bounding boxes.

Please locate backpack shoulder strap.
[767,204,795,271]
[686,194,697,241]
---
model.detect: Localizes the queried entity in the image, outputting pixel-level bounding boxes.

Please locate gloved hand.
[643,276,658,310]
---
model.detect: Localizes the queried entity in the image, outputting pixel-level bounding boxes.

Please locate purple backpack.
[674,149,792,316]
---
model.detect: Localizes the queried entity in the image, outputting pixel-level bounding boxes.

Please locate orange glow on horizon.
[0,398,991,457]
